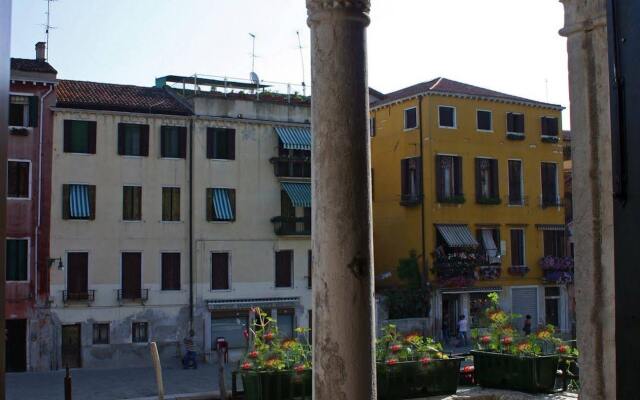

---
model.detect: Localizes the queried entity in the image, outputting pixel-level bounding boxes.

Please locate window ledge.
[541,135,560,143]
[8,197,31,201]
[438,125,457,130]
[506,132,526,140]
[476,197,502,205]
[403,126,418,132]
[63,152,94,156]
[159,220,183,224]
[438,196,466,205]
[477,129,493,133]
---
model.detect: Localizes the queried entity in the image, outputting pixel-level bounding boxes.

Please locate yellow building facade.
[371,78,570,337]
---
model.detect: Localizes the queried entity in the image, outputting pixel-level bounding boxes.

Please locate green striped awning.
[281,182,311,208]
[275,127,311,151]
[436,224,479,248]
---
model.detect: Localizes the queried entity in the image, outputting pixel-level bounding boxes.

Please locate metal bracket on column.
[347,254,368,280]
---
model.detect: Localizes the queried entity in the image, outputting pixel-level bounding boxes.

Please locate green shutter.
[6,240,27,281]
[206,189,214,221]
[28,96,38,127]
[172,188,180,221]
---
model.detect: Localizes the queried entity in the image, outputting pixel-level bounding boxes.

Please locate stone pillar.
[559,1,615,399]
[306,1,376,399]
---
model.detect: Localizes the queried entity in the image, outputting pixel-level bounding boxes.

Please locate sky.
[10,0,570,125]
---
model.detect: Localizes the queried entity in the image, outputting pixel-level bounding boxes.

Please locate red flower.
[248,351,259,359]
[243,330,249,339]
[241,362,252,370]
[480,335,491,344]
[462,365,475,374]
[501,336,513,346]
[557,345,569,354]
[294,364,306,374]
[390,344,402,353]
[263,332,274,341]
[386,358,398,366]
[420,357,430,366]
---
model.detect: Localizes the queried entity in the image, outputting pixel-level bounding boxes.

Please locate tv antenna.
[249,33,260,86]
[296,31,306,96]
[43,0,58,60]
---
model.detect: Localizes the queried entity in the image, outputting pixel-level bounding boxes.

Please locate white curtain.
[481,230,500,264]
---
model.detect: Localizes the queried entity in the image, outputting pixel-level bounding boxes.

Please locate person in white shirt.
[457,315,468,347]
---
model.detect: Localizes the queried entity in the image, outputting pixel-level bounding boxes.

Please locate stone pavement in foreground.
[6,362,231,400]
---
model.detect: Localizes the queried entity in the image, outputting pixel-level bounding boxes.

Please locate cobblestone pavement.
[6,362,232,400]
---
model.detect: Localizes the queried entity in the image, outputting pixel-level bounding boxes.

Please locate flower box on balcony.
[478,265,501,280]
[241,369,311,400]
[541,135,560,143]
[506,132,525,141]
[376,358,463,399]
[472,351,559,393]
[437,195,466,205]
[476,196,501,205]
[539,256,574,284]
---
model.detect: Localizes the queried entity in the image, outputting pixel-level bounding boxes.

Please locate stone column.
[559,1,615,399]
[306,1,376,399]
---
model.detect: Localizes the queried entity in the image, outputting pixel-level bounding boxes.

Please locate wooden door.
[67,253,88,299]
[6,319,27,372]
[122,252,141,299]
[61,324,81,368]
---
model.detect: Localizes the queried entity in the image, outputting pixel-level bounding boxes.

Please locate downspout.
[417,95,427,285]
[36,83,54,304]
[188,116,194,329]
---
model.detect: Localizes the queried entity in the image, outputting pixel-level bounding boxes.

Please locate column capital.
[306,0,370,26]
[559,0,607,37]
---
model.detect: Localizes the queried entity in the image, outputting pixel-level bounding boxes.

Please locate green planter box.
[241,370,312,400]
[472,350,559,393]
[376,358,463,400]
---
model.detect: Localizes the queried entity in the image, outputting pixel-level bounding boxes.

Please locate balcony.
[271,216,311,236]
[270,156,311,178]
[117,288,149,304]
[432,253,478,287]
[62,290,96,304]
[540,195,564,208]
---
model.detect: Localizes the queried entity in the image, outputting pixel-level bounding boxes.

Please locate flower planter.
[241,369,312,400]
[376,358,463,399]
[471,351,559,393]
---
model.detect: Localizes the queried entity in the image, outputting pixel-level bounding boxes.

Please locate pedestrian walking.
[182,330,197,369]
[523,314,532,336]
[457,315,468,347]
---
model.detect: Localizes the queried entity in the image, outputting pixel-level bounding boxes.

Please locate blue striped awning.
[281,182,311,208]
[70,185,91,218]
[436,224,479,248]
[213,188,234,220]
[275,127,311,151]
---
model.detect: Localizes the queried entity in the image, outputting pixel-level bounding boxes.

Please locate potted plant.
[471,292,578,393]
[239,308,312,400]
[376,324,463,399]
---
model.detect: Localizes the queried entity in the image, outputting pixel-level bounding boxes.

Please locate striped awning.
[70,185,91,218]
[436,224,479,248]
[275,127,311,151]
[213,188,234,220]
[281,182,311,208]
[535,224,565,231]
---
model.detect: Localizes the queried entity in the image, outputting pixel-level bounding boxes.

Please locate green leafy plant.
[383,251,431,319]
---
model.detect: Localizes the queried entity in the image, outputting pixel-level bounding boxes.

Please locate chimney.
[35,42,46,61]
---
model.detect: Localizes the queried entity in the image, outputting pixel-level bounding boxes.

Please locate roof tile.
[11,58,57,74]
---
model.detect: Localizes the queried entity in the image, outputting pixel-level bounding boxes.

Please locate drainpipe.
[417,95,427,285]
[188,117,194,329]
[36,83,54,304]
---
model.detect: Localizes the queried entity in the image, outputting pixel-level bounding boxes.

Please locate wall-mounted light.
[47,257,64,270]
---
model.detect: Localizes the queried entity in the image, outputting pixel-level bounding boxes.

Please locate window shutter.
[63,120,72,152]
[550,118,558,136]
[400,159,408,196]
[228,189,236,220]
[88,121,97,154]
[541,117,548,136]
[117,124,126,155]
[67,253,88,294]
[211,253,229,290]
[206,128,215,159]
[475,158,482,202]
[435,156,444,201]
[134,187,141,220]
[275,251,292,287]
[517,114,525,133]
[490,159,499,198]
[28,96,38,127]
[308,250,312,289]
[178,127,187,159]
[454,157,463,196]
[507,113,514,132]
[7,162,17,197]
[162,188,170,221]
[160,126,168,158]
[62,184,71,219]
[139,125,149,156]
[416,157,423,196]
[162,253,180,290]
[88,185,96,220]
[206,188,214,221]
[227,129,236,160]
[122,253,141,299]
[172,188,180,220]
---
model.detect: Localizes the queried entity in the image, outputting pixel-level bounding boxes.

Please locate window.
[206,127,235,160]
[543,230,566,258]
[206,188,236,222]
[64,120,96,154]
[369,117,376,137]
[122,186,142,221]
[404,107,417,130]
[211,312,248,349]
[477,110,492,131]
[121,252,142,299]
[506,113,525,134]
[211,252,230,290]
[475,158,499,203]
[510,229,525,267]
[477,228,500,265]
[67,252,88,298]
[117,123,149,157]
[162,187,180,221]
[508,160,524,205]
[7,161,30,198]
[9,95,37,127]
[6,239,28,281]
[541,162,559,206]
[400,157,422,205]
[161,253,181,291]
[160,126,187,158]
[93,323,109,345]
[435,155,463,202]
[277,309,295,339]
[62,184,96,220]
[541,117,559,137]
[438,106,456,128]
[275,250,293,288]
[132,322,148,343]
[307,250,312,289]
[545,287,561,327]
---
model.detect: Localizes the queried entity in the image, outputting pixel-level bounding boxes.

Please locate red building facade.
[6,42,56,371]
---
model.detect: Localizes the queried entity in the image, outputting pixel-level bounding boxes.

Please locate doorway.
[6,319,27,372]
[441,294,460,341]
[61,324,82,368]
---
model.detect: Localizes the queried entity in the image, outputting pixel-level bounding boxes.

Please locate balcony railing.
[432,254,478,287]
[270,156,311,178]
[63,290,96,304]
[117,288,149,304]
[540,194,564,208]
[271,216,311,236]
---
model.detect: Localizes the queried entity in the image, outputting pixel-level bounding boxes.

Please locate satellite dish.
[250,71,260,86]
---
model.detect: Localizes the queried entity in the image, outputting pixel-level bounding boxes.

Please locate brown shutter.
[211,253,229,290]
[88,185,96,220]
[160,126,168,158]
[67,253,88,295]
[19,162,28,197]
[134,187,141,220]
[123,187,131,220]
[206,128,215,159]
[454,156,463,196]
[507,113,514,132]
[508,161,519,202]
[227,129,236,160]
[88,121,97,154]
[228,189,236,220]
[172,188,180,220]
[64,120,72,152]
[162,253,180,290]
[275,250,292,287]
[308,250,312,289]
[510,230,521,265]
[117,124,126,155]
[178,127,187,159]
[162,188,170,221]
[416,157,423,197]
[140,125,149,156]
[206,188,213,221]
[517,114,525,133]
[541,117,547,136]
[122,253,141,299]
[62,184,71,219]
[435,156,444,201]
[400,159,408,197]
[475,158,482,202]
[7,162,16,197]
[543,231,553,256]
[490,159,499,198]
